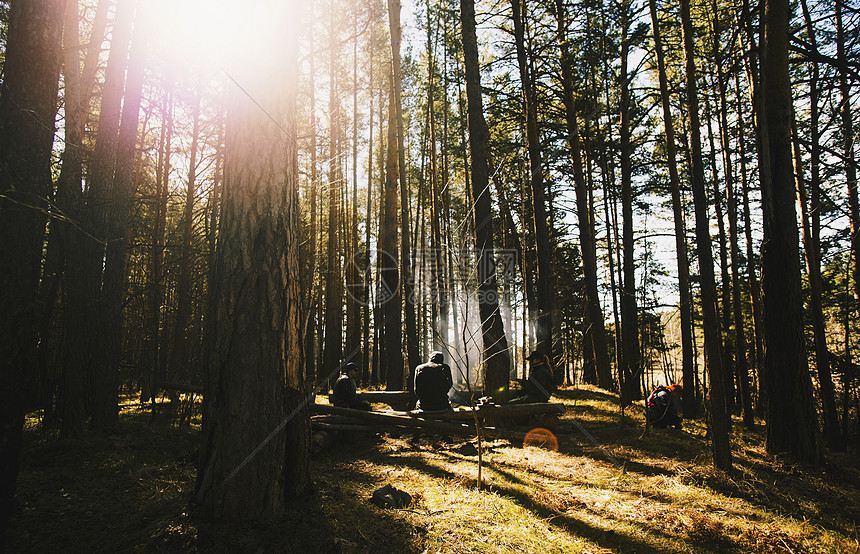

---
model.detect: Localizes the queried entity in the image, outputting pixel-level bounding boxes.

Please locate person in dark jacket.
[414,351,453,412]
[511,350,556,403]
[331,362,371,410]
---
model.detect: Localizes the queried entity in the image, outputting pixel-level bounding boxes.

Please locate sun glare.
[145,0,301,75]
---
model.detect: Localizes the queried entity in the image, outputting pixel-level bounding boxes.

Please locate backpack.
[646,386,672,424]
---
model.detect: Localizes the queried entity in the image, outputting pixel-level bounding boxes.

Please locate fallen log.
[312,420,527,442]
[160,382,204,394]
[355,391,414,403]
[310,404,526,441]
[404,402,566,421]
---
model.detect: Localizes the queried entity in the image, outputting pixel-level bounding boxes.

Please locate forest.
[1,0,860,550]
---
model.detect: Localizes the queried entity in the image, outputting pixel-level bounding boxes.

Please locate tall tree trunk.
[389,0,420,378]
[382,68,404,389]
[760,0,821,463]
[323,0,344,384]
[87,0,135,429]
[513,0,555,361]
[0,0,65,542]
[836,0,860,321]
[195,2,310,516]
[304,7,319,384]
[50,0,110,432]
[426,0,447,354]
[363,11,376,385]
[735,68,765,418]
[554,0,613,390]
[618,0,641,405]
[460,0,512,399]
[169,81,202,387]
[712,13,754,428]
[97,0,146,417]
[346,8,361,366]
[798,0,842,449]
[793,117,843,450]
[648,0,697,418]
[56,0,88,438]
[704,88,735,413]
[680,0,731,469]
[740,0,770,418]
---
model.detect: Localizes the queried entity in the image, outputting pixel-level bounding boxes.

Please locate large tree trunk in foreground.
[760,0,821,464]
[460,0,512,399]
[0,0,65,543]
[195,3,310,518]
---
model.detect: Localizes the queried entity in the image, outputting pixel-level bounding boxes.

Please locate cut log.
[309,404,527,441]
[404,402,565,421]
[355,391,414,403]
[160,382,204,394]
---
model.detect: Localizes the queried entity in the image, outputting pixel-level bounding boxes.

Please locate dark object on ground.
[646,384,682,429]
[370,484,412,509]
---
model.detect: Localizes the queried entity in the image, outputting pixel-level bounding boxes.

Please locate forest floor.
[6,386,860,553]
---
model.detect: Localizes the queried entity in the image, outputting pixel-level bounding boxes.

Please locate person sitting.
[414,351,453,412]
[511,350,556,404]
[331,362,371,411]
[646,383,682,429]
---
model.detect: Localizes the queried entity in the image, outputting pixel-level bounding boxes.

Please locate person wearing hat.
[331,362,371,410]
[413,351,453,412]
[511,350,556,403]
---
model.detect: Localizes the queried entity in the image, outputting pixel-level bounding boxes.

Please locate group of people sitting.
[330,349,557,412]
[332,351,685,432]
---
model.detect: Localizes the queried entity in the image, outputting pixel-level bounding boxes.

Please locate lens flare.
[523,427,558,451]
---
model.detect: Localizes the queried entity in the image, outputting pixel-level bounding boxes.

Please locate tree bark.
[96,0,146,422]
[760,0,821,463]
[618,0,641,405]
[460,0,513,399]
[712,0,753,428]
[798,0,841,450]
[648,0,697,418]
[512,0,555,361]
[382,67,404,389]
[554,0,613,391]
[84,0,135,429]
[680,0,731,469]
[389,0,421,378]
[0,0,65,542]
[323,0,345,386]
[195,3,310,516]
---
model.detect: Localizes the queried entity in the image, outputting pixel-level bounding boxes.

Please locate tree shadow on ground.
[388,449,709,553]
[9,410,424,553]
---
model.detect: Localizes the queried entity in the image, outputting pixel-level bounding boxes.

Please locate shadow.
[389,451,699,553]
[10,407,423,554]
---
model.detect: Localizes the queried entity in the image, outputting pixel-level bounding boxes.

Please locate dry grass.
[7,388,860,553]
